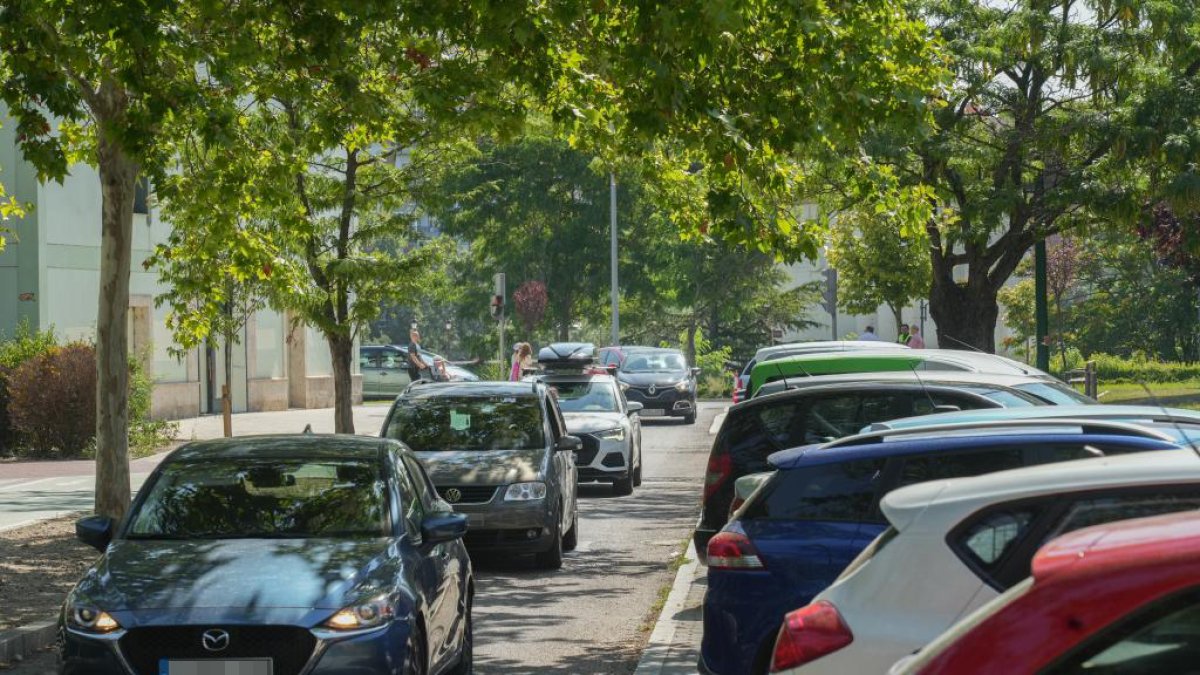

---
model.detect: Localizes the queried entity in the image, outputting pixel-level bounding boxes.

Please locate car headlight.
[504,482,548,501]
[68,606,121,634]
[323,597,393,631]
[595,427,626,441]
[674,380,690,392]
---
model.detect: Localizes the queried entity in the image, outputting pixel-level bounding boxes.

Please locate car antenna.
[907,362,939,411]
[939,333,986,353]
[1137,381,1200,461]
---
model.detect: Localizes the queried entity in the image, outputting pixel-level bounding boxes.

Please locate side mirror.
[76,515,114,552]
[627,401,644,414]
[556,435,583,452]
[421,513,468,544]
[691,367,702,378]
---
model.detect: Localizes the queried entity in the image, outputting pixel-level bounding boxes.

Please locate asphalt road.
[2,403,720,674]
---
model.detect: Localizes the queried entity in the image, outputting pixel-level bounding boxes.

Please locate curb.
[634,541,701,675]
[0,620,56,666]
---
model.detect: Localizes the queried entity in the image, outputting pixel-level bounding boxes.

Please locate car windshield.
[126,458,389,540]
[623,353,687,373]
[553,381,619,413]
[1015,381,1094,405]
[386,396,546,452]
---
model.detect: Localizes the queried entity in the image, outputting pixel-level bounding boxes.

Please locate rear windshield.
[1015,381,1094,404]
[386,396,546,451]
[127,459,389,539]
[744,459,887,523]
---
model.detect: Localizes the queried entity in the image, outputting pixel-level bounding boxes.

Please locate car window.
[360,350,378,369]
[1015,381,1094,405]
[897,447,1024,487]
[974,388,1045,407]
[959,509,1037,566]
[392,459,423,537]
[379,351,405,369]
[623,352,686,373]
[753,399,807,448]
[127,458,390,539]
[385,396,546,451]
[1044,589,1200,674]
[553,381,619,413]
[803,395,863,441]
[401,455,437,512]
[745,459,886,523]
[1047,494,1200,542]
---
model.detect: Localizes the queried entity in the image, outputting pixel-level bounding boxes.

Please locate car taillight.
[703,453,732,502]
[706,530,765,570]
[770,601,853,672]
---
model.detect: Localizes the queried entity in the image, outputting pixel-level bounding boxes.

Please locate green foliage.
[1055,351,1200,385]
[127,355,176,458]
[827,206,932,325]
[0,321,57,369]
[7,343,96,458]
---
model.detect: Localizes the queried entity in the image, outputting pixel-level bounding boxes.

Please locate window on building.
[253,310,286,380]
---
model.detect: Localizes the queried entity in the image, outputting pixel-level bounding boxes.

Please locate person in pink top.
[908,326,926,349]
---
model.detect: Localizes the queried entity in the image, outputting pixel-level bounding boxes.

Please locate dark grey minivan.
[382,381,580,569]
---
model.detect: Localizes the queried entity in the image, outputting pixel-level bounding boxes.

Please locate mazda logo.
[444,488,462,504]
[201,629,230,652]
[647,385,657,396]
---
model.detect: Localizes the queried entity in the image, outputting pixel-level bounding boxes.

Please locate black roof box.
[538,342,595,371]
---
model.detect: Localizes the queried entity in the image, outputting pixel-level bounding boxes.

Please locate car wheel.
[535,521,565,570]
[448,599,473,675]
[404,623,427,675]
[632,450,643,488]
[613,472,634,496]
[563,508,578,552]
[684,411,697,425]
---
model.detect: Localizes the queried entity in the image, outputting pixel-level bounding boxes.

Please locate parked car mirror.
[421,513,468,544]
[556,435,583,452]
[76,515,114,552]
[691,367,702,378]
[627,401,644,414]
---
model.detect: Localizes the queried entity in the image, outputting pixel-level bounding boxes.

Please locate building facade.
[0,121,360,419]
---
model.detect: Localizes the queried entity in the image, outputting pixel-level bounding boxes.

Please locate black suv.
[694,379,1045,562]
[616,347,699,424]
[382,381,581,569]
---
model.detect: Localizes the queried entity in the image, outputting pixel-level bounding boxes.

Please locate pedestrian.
[897,323,911,345]
[908,326,926,349]
[407,327,432,381]
[510,342,533,381]
[859,325,881,341]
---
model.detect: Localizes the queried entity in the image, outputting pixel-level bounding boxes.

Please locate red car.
[893,510,1200,675]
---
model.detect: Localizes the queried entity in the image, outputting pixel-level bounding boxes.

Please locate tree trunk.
[222,327,233,437]
[928,263,1000,353]
[93,123,139,521]
[888,304,904,339]
[328,333,355,434]
[685,323,698,366]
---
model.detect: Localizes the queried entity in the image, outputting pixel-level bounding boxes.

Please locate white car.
[769,450,1200,674]
[540,372,643,496]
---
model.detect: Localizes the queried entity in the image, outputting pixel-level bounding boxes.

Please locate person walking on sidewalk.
[859,325,881,341]
[407,328,433,381]
[510,342,533,381]
[897,323,911,345]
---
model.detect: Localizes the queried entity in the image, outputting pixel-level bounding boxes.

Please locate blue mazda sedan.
[59,435,474,675]
[699,429,1181,675]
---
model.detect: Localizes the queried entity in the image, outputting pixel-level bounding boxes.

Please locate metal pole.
[1035,240,1050,371]
[610,172,619,346]
[919,300,927,342]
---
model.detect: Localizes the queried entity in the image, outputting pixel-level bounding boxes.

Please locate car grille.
[626,386,679,402]
[119,625,315,675]
[579,467,616,481]
[437,485,498,504]
[601,452,625,468]
[575,435,601,466]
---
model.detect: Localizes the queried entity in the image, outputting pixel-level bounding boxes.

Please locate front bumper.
[624,387,695,417]
[441,489,559,553]
[61,619,415,675]
[574,433,630,483]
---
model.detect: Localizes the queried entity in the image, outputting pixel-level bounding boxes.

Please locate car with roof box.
[534,342,644,495]
[891,509,1200,675]
[381,381,580,570]
[694,376,1052,563]
[770,449,1200,674]
[699,424,1183,675]
[61,434,474,675]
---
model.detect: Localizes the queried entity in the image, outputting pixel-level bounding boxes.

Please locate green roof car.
[748,352,924,397]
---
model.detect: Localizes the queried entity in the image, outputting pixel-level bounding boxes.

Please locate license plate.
[161,659,272,675]
[640,408,666,417]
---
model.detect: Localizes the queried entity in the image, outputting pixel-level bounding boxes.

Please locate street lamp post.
[610,172,619,346]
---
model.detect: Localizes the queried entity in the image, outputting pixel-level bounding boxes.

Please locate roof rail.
[827,418,1179,448]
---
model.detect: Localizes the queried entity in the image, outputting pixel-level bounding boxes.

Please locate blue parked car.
[60,435,474,675]
[698,430,1181,675]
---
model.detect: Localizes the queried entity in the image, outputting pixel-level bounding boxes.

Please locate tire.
[684,411,697,425]
[404,624,427,675]
[613,473,634,496]
[632,450,643,488]
[563,508,578,552]
[536,520,564,569]
[448,598,473,675]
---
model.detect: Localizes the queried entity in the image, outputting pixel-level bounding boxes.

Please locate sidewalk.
[635,542,706,675]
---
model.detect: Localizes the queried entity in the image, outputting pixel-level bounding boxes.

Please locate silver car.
[540,373,643,495]
[381,381,580,570]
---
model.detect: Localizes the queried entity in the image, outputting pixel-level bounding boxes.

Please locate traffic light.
[821,268,838,316]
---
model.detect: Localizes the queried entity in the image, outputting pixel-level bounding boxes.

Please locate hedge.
[1054,350,1200,384]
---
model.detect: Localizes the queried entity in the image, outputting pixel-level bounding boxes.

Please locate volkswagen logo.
[444,488,462,504]
[201,629,230,652]
[647,385,657,396]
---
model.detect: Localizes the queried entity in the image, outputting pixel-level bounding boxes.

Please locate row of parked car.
[55,342,695,674]
[699,342,1200,674]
